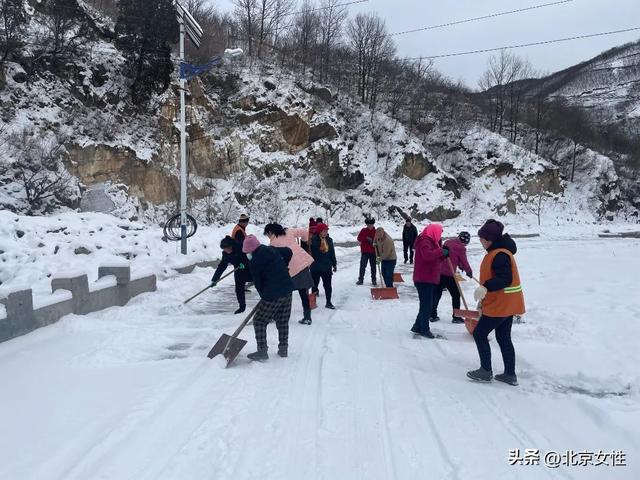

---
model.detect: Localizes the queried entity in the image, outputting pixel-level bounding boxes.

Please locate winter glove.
[367,237,374,244]
[474,285,488,302]
[442,247,450,258]
[210,280,218,287]
[466,270,473,278]
[333,266,337,273]
[376,257,381,265]
[238,263,245,270]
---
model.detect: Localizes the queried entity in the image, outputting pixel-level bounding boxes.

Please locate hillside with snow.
[1,3,638,226]
[515,41,640,134]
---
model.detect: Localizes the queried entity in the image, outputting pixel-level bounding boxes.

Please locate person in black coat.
[402,218,419,264]
[211,236,253,314]
[310,223,337,309]
[242,235,294,361]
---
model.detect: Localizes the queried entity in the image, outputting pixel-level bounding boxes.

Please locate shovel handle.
[183,265,243,304]
[230,301,261,338]
[447,257,469,311]
[374,244,387,288]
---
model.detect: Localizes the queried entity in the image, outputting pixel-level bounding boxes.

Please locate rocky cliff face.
[0,32,630,225]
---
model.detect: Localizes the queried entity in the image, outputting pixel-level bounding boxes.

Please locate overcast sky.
[212,0,640,88]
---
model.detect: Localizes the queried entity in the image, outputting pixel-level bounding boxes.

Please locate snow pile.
[0,211,237,298]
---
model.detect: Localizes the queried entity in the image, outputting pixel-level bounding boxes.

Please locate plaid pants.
[253,294,292,350]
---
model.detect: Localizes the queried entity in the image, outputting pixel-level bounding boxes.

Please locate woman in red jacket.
[356,218,377,286]
[411,223,448,339]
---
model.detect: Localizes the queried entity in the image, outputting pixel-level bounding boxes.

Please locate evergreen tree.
[115,0,179,104]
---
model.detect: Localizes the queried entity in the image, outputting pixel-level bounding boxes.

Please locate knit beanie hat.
[315,223,329,233]
[242,234,261,253]
[477,219,504,242]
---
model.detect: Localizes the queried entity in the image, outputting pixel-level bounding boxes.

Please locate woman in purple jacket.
[411,224,448,339]
[432,231,473,323]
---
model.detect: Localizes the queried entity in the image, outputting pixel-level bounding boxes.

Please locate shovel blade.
[371,287,399,300]
[454,309,480,320]
[454,309,480,335]
[207,334,248,366]
[464,318,478,335]
[393,273,404,283]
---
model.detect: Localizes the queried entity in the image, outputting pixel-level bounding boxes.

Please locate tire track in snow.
[62,360,249,480]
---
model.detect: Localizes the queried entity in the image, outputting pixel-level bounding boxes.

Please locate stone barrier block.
[52,274,90,315]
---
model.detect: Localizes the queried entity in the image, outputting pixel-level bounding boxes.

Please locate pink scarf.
[421,223,443,244]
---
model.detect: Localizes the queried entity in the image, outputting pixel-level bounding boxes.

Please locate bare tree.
[233,0,257,57]
[36,0,90,62]
[2,129,77,215]
[292,0,320,75]
[1,0,28,64]
[347,12,395,108]
[183,0,230,63]
[318,0,346,82]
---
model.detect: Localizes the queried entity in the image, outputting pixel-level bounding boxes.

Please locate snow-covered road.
[1,239,639,479]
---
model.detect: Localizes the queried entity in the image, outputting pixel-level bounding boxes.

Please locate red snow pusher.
[308,292,318,310]
[448,258,479,335]
[371,246,399,300]
[393,272,405,283]
[208,302,261,367]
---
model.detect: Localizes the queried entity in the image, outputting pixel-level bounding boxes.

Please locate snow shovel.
[183,264,245,305]
[371,246,399,300]
[448,258,479,335]
[393,272,405,283]
[308,291,318,310]
[207,301,261,367]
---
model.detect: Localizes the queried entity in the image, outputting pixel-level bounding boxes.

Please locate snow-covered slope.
[515,41,640,133]
[0,5,635,224]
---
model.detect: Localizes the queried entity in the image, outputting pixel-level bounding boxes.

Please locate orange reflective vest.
[231,224,246,242]
[479,248,525,317]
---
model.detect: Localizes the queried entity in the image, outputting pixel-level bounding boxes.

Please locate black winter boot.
[247,349,268,361]
[452,316,464,324]
[234,306,246,315]
[467,368,493,382]
[278,346,288,358]
[325,302,336,309]
[494,373,518,386]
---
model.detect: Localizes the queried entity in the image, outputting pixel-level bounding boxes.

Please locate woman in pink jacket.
[264,223,315,325]
[411,223,448,339]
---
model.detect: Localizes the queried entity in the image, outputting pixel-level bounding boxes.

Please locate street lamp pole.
[178,14,188,255]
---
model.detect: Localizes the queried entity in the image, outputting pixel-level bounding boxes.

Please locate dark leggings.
[473,315,516,375]
[432,275,460,317]
[312,270,333,303]
[298,288,311,319]
[412,282,437,334]
[234,279,246,308]
[358,253,377,282]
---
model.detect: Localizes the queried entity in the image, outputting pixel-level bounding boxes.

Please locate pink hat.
[242,234,261,253]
